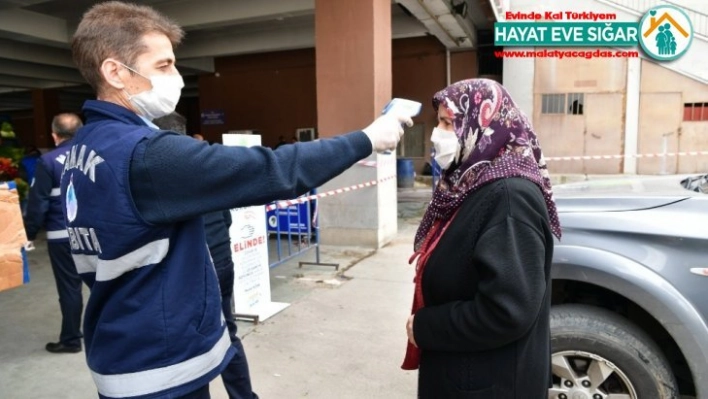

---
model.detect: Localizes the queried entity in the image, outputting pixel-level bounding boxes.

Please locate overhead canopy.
[0,0,494,111]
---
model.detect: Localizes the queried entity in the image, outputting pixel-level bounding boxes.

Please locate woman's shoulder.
[465,177,547,219]
[470,177,541,201]
[504,177,547,201]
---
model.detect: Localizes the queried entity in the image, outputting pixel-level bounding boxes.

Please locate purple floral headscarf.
[415,79,561,249]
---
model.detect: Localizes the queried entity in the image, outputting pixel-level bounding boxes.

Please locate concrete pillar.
[502,52,535,126]
[31,89,60,149]
[315,0,396,248]
[623,57,641,175]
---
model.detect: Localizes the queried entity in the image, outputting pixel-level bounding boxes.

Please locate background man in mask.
[63,2,411,399]
[154,112,257,398]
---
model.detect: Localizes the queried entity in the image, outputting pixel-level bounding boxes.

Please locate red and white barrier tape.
[357,151,708,166]
[356,160,379,167]
[265,175,397,211]
[546,150,708,162]
[356,157,396,168]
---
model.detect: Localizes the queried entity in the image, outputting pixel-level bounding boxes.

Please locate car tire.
[550,304,679,399]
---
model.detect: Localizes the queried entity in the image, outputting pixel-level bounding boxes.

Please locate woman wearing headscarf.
[402,79,561,398]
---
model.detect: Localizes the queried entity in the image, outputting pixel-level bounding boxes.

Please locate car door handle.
[689,268,708,277]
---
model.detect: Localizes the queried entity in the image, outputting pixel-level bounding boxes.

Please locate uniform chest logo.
[66,174,78,223]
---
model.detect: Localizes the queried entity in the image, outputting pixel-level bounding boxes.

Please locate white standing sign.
[223,134,289,322]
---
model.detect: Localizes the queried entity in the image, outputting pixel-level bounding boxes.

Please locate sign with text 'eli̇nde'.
[223,133,289,322]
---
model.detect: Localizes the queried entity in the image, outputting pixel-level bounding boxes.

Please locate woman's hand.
[407,314,417,347]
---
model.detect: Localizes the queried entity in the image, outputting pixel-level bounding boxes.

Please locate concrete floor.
[2,185,698,398]
[0,195,430,399]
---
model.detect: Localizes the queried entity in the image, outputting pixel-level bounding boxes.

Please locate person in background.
[20,146,42,184]
[402,79,560,398]
[154,112,186,135]
[274,135,287,149]
[24,113,85,354]
[154,112,257,399]
[192,132,205,141]
[19,145,43,215]
[65,2,410,398]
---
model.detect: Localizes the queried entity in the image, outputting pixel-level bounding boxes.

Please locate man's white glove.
[362,114,414,154]
[24,241,35,252]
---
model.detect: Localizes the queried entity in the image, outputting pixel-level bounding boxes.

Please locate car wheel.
[549,304,679,399]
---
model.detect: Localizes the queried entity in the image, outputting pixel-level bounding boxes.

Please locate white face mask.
[431,127,460,170]
[120,63,184,121]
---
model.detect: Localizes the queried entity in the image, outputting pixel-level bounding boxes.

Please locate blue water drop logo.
[66,174,78,223]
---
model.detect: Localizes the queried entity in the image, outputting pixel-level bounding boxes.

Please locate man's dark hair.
[153,112,187,134]
[52,113,83,139]
[71,1,184,94]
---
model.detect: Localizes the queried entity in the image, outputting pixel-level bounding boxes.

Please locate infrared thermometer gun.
[381,98,422,154]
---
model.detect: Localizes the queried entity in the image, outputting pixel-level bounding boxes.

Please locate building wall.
[503,54,535,125]
[1,110,34,146]
[198,49,318,147]
[196,36,478,173]
[533,56,627,174]
[639,60,708,174]
[1,90,83,150]
[530,56,707,175]
[501,0,707,176]
[175,96,202,138]
[450,51,478,84]
[391,37,447,173]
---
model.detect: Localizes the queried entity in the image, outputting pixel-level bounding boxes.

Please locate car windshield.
[680,174,708,194]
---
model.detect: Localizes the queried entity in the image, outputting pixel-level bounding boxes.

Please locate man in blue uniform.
[64,2,411,399]
[24,113,84,354]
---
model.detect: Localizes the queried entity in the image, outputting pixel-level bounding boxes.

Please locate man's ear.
[51,132,59,144]
[101,58,126,90]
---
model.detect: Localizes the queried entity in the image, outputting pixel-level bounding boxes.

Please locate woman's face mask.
[120,62,184,121]
[431,127,460,170]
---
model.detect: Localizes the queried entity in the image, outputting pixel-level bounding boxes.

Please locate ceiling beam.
[0,73,74,89]
[178,25,315,59]
[0,87,28,94]
[0,59,84,84]
[178,57,215,73]
[0,8,69,47]
[0,0,52,10]
[396,0,474,48]
[451,4,477,46]
[392,12,429,39]
[158,0,314,30]
[178,15,428,60]
[0,38,74,68]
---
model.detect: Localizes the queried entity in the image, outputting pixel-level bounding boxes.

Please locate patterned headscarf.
[415,79,561,249]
